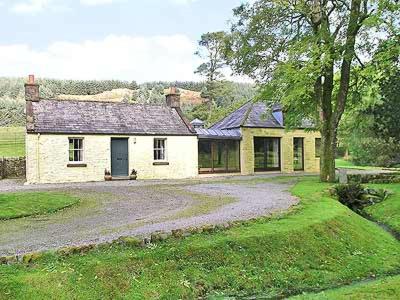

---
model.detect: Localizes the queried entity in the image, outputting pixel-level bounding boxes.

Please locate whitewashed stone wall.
[26,133,198,184]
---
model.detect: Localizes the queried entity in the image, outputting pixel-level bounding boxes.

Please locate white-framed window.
[69,138,84,162]
[154,138,167,161]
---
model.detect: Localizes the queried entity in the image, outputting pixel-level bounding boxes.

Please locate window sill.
[67,163,87,168]
[153,161,169,166]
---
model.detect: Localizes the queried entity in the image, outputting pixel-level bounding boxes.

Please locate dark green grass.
[365,183,400,233]
[291,274,400,299]
[0,192,80,220]
[0,127,25,158]
[0,177,399,299]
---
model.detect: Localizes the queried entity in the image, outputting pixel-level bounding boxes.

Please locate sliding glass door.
[254,137,281,171]
[198,140,240,173]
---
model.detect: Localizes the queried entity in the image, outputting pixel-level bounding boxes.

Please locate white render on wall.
[26,133,198,184]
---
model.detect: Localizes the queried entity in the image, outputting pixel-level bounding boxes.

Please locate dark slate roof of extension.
[210,102,284,130]
[31,99,195,135]
[195,128,242,140]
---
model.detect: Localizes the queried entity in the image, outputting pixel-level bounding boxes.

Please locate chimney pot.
[28,74,35,84]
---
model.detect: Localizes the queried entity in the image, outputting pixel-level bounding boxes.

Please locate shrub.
[333,183,391,212]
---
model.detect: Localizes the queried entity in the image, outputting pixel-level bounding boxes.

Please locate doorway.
[254,137,281,171]
[111,138,129,176]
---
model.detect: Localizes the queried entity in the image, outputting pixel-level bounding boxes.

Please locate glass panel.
[293,138,304,170]
[212,141,227,172]
[198,140,212,171]
[315,138,321,158]
[254,137,280,171]
[254,138,265,170]
[227,140,240,171]
[266,138,280,169]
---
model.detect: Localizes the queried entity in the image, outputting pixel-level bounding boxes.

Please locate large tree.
[224,0,399,182]
[195,31,228,82]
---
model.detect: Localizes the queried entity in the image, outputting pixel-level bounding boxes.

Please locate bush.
[333,183,391,212]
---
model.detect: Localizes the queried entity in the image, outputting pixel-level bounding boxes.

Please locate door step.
[111,176,131,181]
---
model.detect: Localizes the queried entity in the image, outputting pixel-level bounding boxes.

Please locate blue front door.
[111,138,129,176]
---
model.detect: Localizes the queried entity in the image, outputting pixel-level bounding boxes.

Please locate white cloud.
[80,0,115,6]
[0,34,204,82]
[11,0,51,14]
[170,0,198,4]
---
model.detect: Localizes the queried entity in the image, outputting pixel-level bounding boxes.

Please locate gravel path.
[0,176,298,256]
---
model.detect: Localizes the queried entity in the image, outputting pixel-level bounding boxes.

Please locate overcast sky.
[0,0,247,82]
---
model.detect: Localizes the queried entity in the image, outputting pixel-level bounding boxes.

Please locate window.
[69,138,84,162]
[154,138,166,160]
[293,138,304,171]
[315,138,321,158]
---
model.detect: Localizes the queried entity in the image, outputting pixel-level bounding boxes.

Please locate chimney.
[166,86,180,108]
[25,74,40,102]
[25,75,39,132]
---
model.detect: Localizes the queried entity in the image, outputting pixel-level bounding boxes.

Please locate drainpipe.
[36,133,41,182]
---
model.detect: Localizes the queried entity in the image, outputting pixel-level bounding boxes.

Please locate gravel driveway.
[0,175,298,256]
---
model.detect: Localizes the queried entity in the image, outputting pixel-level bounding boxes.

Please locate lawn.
[0,192,80,220]
[335,158,380,170]
[364,183,400,233]
[0,177,399,299]
[0,126,25,158]
[291,274,400,299]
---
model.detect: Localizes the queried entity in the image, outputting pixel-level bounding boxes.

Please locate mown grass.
[0,126,25,158]
[0,192,80,220]
[335,158,380,170]
[0,177,399,299]
[291,274,400,299]
[365,183,400,233]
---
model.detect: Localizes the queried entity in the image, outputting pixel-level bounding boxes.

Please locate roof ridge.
[209,100,252,129]
[240,101,254,127]
[40,98,168,107]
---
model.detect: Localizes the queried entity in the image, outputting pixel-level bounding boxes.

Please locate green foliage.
[0,98,25,127]
[0,77,138,99]
[1,178,400,298]
[333,183,390,212]
[195,31,228,81]
[0,192,79,220]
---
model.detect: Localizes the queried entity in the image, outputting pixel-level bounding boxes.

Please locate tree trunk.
[320,125,336,182]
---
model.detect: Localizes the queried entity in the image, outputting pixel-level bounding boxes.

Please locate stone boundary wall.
[0,157,26,179]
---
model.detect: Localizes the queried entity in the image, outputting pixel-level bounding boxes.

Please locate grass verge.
[0,192,80,220]
[0,127,25,158]
[0,177,399,299]
[335,158,380,170]
[291,274,400,299]
[364,183,400,233]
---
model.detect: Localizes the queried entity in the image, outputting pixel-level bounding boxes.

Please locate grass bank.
[0,177,399,299]
[0,126,25,158]
[291,274,400,299]
[0,192,80,220]
[364,183,400,233]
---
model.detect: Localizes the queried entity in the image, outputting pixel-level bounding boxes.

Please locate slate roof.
[30,99,195,135]
[210,102,284,130]
[195,128,242,140]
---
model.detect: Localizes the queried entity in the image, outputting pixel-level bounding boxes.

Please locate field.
[1,177,399,299]
[0,127,25,158]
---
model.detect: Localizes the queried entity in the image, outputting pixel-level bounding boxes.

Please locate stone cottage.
[24,75,320,184]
